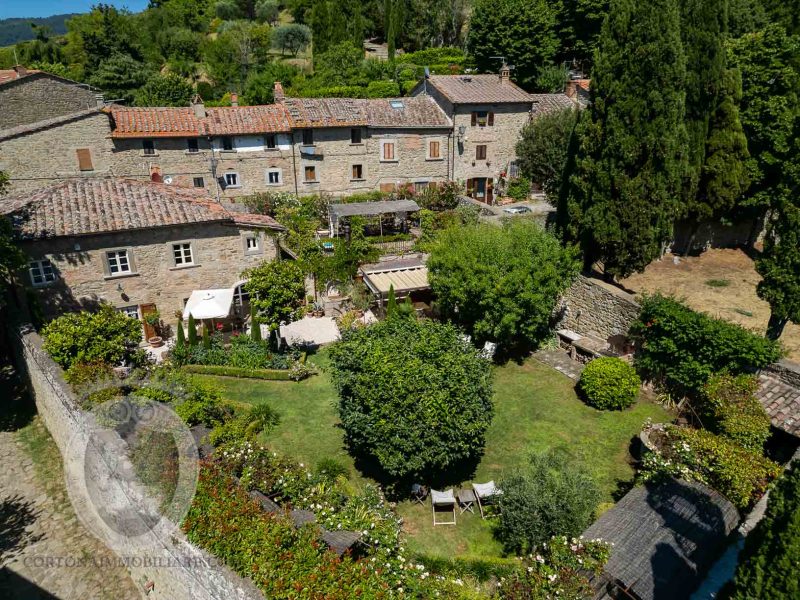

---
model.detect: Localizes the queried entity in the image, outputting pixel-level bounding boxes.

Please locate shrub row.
[630,295,781,395]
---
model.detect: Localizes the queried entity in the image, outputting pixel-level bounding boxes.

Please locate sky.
[0,0,150,19]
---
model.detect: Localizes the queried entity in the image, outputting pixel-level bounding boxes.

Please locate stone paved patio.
[533,348,585,380]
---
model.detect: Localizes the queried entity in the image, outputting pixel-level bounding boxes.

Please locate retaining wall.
[10,323,263,600]
[558,274,641,341]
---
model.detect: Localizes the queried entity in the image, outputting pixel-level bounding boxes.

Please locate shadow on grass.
[0,495,43,563]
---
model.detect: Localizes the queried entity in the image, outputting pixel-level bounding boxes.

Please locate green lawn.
[194,352,670,560]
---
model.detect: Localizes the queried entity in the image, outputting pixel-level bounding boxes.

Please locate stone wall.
[10,323,263,600]
[558,274,641,341]
[672,217,763,253]
[0,112,117,195]
[21,221,278,320]
[0,75,99,129]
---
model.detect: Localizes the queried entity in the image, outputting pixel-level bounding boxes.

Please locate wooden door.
[487,179,494,204]
[140,303,157,339]
[466,178,474,198]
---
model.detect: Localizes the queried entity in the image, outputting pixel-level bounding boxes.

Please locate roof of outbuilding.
[530,93,577,114]
[583,478,739,600]
[757,370,800,437]
[107,104,293,138]
[282,96,451,129]
[0,178,284,239]
[422,74,535,104]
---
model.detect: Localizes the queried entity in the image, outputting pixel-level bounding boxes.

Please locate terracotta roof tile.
[282,97,367,128]
[108,104,292,138]
[0,178,284,239]
[530,93,577,114]
[424,74,534,104]
[757,374,800,437]
[365,96,451,128]
[282,96,451,129]
[0,68,41,85]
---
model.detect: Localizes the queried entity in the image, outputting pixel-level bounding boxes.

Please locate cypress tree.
[560,0,687,278]
[311,0,332,59]
[386,0,397,61]
[176,320,186,349]
[187,314,198,347]
[386,284,397,317]
[250,302,262,342]
[729,465,800,599]
[202,324,211,350]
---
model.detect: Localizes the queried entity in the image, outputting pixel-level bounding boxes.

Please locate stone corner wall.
[558,274,641,341]
[10,322,263,600]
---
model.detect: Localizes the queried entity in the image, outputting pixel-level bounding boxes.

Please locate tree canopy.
[243,259,306,334]
[427,219,580,353]
[328,318,494,479]
[559,0,688,278]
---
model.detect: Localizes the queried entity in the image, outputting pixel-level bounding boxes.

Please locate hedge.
[630,295,781,395]
[182,364,296,381]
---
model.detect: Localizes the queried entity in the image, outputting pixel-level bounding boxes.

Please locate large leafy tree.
[90,53,149,105]
[243,260,306,336]
[271,24,312,57]
[427,220,580,352]
[559,0,688,278]
[135,73,194,106]
[557,0,610,68]
[467,0,560,89]
[329,318,494,479]
[728,464,800,599]
[516,107,580,203]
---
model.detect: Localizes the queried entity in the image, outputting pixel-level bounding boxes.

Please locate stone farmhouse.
[0,67,576,201]
[0,178,284,333]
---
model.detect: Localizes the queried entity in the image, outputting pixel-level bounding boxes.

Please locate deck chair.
[431,489,457,526]
[472,481,502,519]
[411,483,429,505]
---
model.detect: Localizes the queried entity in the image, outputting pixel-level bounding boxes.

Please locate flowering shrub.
[578,357,641,410]
[498,536,610,600]
[639,425,781,509]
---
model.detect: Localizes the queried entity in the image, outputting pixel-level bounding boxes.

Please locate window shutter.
[379,183,396,193]
[76,149,93,171]
[471,112,477,126]
[488,112,495,126]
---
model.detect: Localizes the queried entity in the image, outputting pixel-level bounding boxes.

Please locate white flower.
[548,574,557,582]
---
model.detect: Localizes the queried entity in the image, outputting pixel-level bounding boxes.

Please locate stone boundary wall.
[558,274,641,341]
[764,359,800,388]
[10,323,263,600]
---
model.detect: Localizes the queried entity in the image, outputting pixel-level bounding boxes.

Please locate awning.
[329,199,420,219]
[182,288,235,320]
[360,257,430,296]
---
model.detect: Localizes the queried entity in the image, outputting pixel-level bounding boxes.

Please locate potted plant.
[144,311,163,347]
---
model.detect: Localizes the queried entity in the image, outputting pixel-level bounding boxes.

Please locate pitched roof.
[757,371,800,437]
[282,96,451,129]
[0,68,41,85]
[0,108,101,142]
[0,178,284,239]
[423,74,534,104]
[583,478,739,600]
[107,104,292,138]
[531,93,577,114]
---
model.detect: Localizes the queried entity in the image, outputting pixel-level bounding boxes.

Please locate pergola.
[328,199,420,237]
[359,256,429,301]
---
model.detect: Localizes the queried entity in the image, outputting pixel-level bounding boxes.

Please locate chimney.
[191,94,206,118]
[273,81,285,103]
[13,64,28,78]
[230,93,239,107]
[565,81,576,98]
[499,63,510,84]
[95,93,106,108]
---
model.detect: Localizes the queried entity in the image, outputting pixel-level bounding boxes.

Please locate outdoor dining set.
[411,481,503,526]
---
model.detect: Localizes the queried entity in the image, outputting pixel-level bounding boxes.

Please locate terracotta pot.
[148,336,164,348]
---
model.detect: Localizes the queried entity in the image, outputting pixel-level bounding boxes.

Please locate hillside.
[0,14,77,46]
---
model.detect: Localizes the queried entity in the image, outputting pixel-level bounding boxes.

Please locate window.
[471,111,493,127]
[302,129,313,145]
[476,144,487,160]
[106,250,131,275]
[76,148,93,171]
[351,164,363,180]
[390,100,404,109]
[350,128,362,144]
[29,259,57,286]
[246,236,259,250]
[142,140,156,155]
[266,168,282,185]
[414,181,429,193]
[428,140,441,159]
[187,138,199,153]
[265,134,276,149]
[172,242,193,266]
[304,165,317,182]
[224,172,240,187]
[221,137,234,151]
[193,177,205,188]
[233,282,250,306]
[381,141,396,161]
[117,305,139,320]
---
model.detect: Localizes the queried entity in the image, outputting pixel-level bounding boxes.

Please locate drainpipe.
[291,130,299,196]
[208,137,221,203]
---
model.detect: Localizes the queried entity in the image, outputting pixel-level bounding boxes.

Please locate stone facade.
[558,274,641,341]
[0,73,100,130]
[20,221,278,321]
[0,112,117,194]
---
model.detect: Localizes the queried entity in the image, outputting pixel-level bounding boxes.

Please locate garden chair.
[431,489,457,526]
[472,481,502,519]
[411,483,429,505]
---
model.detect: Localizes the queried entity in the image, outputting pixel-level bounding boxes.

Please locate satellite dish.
[163,175,173,185]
